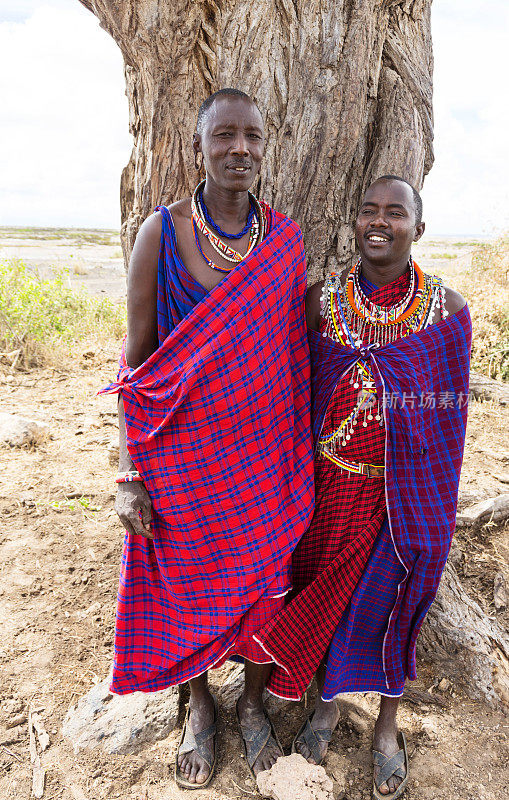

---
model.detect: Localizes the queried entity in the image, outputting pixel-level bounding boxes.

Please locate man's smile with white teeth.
[366,233,391,242]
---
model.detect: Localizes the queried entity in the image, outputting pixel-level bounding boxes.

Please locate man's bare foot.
[372,717,406,796]
[237,695,283,775]
[177,691,215,785]
[294,698,340,764]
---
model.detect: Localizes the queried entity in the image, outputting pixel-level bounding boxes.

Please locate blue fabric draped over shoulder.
[154,204,273,343]
[154,206,208,343]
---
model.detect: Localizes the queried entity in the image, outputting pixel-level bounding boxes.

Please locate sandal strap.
[373,748,406,788]
[299,719,333,765]
[239,718,272,769]
[178,719,216,770]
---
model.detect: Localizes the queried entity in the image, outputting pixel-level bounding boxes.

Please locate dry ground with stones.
[0,231,508,799]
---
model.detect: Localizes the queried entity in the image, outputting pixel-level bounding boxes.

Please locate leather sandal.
[235,699,283,781]
[372,731,409,800]
[291,716,335,766]
[174,694,218,790]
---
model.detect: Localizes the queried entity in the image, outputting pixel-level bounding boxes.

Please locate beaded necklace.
[317,261,445,460]
[191,181,265,273]
[349,258,420,324]
[200,185,255,239]
[337,259,445,346]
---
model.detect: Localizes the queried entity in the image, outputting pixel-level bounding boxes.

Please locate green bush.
[0,259,126,369]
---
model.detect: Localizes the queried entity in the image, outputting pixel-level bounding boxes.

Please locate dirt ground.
[0,230,508,800]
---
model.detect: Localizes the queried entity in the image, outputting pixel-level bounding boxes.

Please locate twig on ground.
[31,711,50,751]
[231,777,257,795]
[1,744,22,761]
[29,706,46,799]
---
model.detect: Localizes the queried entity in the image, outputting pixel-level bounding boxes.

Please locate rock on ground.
[469,371,509,405]
[62,674,179,754]
[0,412,49,447]
[213,663,244,708]
[456,494,509,527]
[256,753,335,800]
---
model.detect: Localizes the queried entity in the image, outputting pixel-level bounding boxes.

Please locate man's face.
[355,180,424,267]
[194,96,265,191]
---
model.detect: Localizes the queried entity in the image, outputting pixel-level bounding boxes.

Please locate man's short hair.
[196,88,255,134]
[375,175,423,225]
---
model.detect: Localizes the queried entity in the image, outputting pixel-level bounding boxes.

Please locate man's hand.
[115,482,154,540]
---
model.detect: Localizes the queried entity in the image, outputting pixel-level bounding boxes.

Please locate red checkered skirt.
[256,456,386,698]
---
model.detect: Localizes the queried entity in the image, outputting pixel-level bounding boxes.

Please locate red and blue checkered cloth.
[101,205,315,693]
[257,300,471,698]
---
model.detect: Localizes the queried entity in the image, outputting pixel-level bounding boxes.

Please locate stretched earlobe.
[414,223,426,241]
[194,152,204,171]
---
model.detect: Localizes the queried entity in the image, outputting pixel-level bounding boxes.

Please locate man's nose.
[371,212,389,227]
[230,134,249,155]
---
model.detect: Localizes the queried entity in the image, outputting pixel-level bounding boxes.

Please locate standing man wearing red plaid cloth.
[255,177,471,799]
[107,89,314,789]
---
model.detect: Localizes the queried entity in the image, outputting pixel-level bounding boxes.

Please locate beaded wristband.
[116,471,144,483]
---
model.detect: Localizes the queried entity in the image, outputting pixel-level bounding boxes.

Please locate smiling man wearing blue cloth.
[256,176,471,799]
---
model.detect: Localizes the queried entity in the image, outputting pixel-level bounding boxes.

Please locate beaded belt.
[322,450,385,478]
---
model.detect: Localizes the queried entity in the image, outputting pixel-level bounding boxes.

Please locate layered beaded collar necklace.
[347,258,423,325]
[191,180,265,273]
[322,258,445,348]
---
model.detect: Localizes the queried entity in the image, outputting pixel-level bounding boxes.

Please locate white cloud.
[421,0,509,236]
[0,1,67,23]
[0,3,131,227]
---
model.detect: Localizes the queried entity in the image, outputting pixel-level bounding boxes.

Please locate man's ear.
[414,221,425,242]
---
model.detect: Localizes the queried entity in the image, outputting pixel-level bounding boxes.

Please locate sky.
[0,0,508,236]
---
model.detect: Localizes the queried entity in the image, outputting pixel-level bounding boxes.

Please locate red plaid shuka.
[256,273,471,700]
[101,205,315,694]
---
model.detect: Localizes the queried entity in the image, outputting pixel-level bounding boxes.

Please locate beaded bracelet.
[116,471,144,483]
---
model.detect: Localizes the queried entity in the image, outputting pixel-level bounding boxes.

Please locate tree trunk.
[78,0,433,280]
[419,561,509,707]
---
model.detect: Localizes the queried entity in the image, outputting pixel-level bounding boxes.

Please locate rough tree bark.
[419,561,509,707]
[78,0,433,281]
[78,0,508,704]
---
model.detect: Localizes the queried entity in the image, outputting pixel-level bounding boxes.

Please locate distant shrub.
[0,260,126,370]
[0,226,119,246]
[464,234,509,380]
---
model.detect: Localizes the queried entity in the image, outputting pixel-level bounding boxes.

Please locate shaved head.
[196,88,259,134]
[373,175,423,225]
